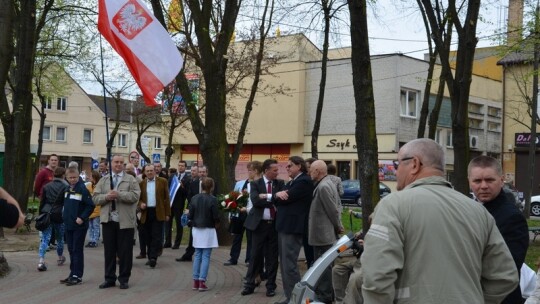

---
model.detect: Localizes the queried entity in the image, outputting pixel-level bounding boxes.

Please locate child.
[85,170,101,248]
[189,177,220,291]
[61,167,95,286]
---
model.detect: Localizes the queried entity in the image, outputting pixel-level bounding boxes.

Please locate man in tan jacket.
[138,165,171,268]
[93,155,140,290]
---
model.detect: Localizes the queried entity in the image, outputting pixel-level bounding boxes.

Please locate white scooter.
[289,233,360,304]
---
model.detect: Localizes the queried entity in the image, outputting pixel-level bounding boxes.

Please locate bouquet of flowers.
[217,190,249,213]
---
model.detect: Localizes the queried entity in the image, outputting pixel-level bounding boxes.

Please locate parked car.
[526,195,540,216]
[341,179,391,207]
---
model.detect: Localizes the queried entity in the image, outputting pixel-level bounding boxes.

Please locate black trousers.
[144,208,164,260]
[102,221,134,284]
[244,220,278,291]
[137,218,147,255]
[229,228,252,263]
[165,203,183,247]
[181,228,195,258]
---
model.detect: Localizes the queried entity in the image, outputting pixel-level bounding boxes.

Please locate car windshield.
[343,180,360,190]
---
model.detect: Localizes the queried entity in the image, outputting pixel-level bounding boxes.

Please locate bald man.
[361,138,518,303]
[308,160,342,303]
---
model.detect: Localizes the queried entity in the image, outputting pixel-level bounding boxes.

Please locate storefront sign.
[325,138,357,151]
[515,133,540,147]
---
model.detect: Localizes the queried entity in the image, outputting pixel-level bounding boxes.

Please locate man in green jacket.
[361,138,518,303]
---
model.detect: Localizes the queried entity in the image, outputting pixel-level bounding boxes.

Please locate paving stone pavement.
[0,245,289,304]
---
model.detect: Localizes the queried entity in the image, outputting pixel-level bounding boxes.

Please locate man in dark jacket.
[61,167,95,286]
[274,156,314,304]
[468,155,529,304]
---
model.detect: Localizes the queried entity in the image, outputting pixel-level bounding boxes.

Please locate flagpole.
[99,33,114,191]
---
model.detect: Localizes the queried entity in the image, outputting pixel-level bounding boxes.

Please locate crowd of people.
[25,138,538,303]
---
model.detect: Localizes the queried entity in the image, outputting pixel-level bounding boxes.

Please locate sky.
[80,0,513,96]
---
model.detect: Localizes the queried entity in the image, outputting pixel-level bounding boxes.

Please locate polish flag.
[98,0,183,106]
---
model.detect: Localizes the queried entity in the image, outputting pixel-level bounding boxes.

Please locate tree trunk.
[1,0,38,212]
[311,1,331,159]
[348,0,380,233]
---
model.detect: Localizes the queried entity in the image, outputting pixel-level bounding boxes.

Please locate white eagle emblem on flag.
[113,0,153,40]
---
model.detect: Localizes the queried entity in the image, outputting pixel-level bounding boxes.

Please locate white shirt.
[146,179,156,207]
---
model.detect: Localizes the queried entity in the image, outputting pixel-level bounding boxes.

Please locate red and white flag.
[98,0,183,106]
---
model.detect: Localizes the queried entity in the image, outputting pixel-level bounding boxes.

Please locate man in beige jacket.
[93,154,140,290]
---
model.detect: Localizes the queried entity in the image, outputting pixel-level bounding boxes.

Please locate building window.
[44,97,52,110]
[154,137,162,149]
[469,118,483,129]
[83,129,93,144]
[468,103,483,115]
[400,89,418,118]
[435,129,443,146]
[118,133,127,147]
[56,127,66,142]
[43,126,51,141]
[57,97,67,111]
[446,131,453,148]
[487,106,501,118]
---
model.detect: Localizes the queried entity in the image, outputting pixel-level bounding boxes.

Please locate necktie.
[267,181,276,219]
[113,175,119,188]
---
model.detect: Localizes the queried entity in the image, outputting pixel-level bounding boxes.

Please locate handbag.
[35,204,52,231]
[180,212,189,227]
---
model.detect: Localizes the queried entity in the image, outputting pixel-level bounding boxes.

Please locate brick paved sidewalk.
[1,245,288,304]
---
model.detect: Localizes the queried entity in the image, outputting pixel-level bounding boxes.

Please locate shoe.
[149,259,156,268]
[99,281,116,289]
[171,245,179,250]
[85,242,92,248]
[198,280,208,291]
[176,256,192,262]
[266,289,276,297]
[163,243,171,248]
[65,276,82,286]
[119,282,129,289]
[89,242,97,248]
[135,254,146,259]
[57,256,66,266]
[49,244,57,250]
[60,277,70,284]
[192,279,200,290]
[223,260,237,266]
[241,287,254,296]
[37,263,47,271]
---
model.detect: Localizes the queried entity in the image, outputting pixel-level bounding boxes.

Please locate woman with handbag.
[37,167,68,271]
[188,177,220,291]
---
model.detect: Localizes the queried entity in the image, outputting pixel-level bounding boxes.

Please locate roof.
[87,94,137,123]
[497,36,535,66]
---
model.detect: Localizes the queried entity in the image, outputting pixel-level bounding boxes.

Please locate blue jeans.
[65,228,87,278]
[87,217,100,243]
[39,223,65,259]
[193,248,212,281]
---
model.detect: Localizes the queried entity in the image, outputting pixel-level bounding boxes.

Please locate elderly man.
[93,155,141,290]
[468,155,529,304]
[309,160,342,303]
[138,165,170,268]
[361,138,518,303]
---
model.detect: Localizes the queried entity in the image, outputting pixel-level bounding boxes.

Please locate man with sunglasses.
[361,138,518,303]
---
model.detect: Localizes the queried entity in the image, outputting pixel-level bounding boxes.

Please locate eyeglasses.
[393,157,415,170]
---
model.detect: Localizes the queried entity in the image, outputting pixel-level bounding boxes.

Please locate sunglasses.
[393,157,414,170]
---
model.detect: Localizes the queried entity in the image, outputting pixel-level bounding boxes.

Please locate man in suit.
[468,156,529,304]
[165,160,190,249]
[138,165,171,268]
[93,154,141,290]
[309,160,342,303]
[241,159,284,298]
[274,156,314,304]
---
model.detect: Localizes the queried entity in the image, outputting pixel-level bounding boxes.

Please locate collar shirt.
[146,179,157,207]
[262,176,273,220]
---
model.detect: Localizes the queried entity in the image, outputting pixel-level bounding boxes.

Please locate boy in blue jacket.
[61,167,95,286]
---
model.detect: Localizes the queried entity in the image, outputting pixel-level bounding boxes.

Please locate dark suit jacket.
[483,189,528,304]
[244,177,285,231]
[171,172,191,210]
[187,177,218,206]
[275,172,314,234]
[138,177,171,223]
